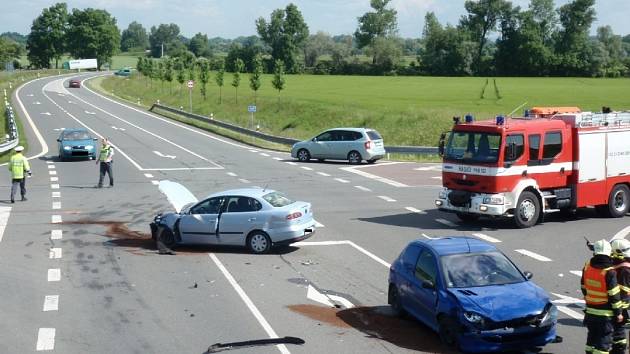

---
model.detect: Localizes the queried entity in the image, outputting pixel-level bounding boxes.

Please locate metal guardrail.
[1,89,19,153]
[149,103,439,155]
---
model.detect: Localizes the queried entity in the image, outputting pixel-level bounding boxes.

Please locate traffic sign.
[187,80,194,88]
[248,105,257,113]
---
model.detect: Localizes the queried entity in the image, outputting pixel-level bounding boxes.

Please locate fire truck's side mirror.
[438,132,447,157]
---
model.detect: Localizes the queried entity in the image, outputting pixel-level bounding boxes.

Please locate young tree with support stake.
[215,59,225,104]
[272,59,285,103]
[164,58,174,94]
[232,58,244,104]
[249,54,263,105]
[175,57,185,95]
[197,58,210,100]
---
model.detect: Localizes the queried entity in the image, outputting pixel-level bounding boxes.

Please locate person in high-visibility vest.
[8,145,31,203]
[582,239,624,354]
[96,138,114,188]
[611,239,630,354]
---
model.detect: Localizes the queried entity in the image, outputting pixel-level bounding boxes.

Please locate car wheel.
[438,316,461,348]
[348,151,362,164]
[156,227,177,249]
[247,231,271,254]
[514,191,540,228]
[297,149,311,162]
[456,212,479,222]
[604,184,630,218]
[388,284,406,317]
[367,159,377,164]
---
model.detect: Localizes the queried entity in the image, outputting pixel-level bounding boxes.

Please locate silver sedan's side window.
[225,197,262,213]
[190,197,222,214]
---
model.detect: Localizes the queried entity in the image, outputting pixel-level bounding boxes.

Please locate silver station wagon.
[291,128,386,164]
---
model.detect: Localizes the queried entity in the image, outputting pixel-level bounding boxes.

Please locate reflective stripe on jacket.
[8,153,30,179]
[614,261,630,308]
[99,145,112,162]
[582,262,622,316]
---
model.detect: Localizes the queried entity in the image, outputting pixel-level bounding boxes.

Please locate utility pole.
[161,43,164,58]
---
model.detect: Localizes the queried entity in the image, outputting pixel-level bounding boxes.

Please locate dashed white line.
[47,165,55,169]
[48,170,57,175]
[36,328,55,351]
[472,233,501,243]
[43,295,59,312]
[49,248,62,259]
[238,178,251,184]
[144,173,154,178]
[314,221,325,228]
[354,185,371,192]
[52,202,61,210]
[151,180,159,185]
[260,153,270,157]
[301,166,313,171]
[51,184,59,189]
[249,149,259,153]
[227,172,238,177]
[317,172,330,177]
[286,162,297,166]
[50,177,58,182]
[209,254,290,354]
[431,176,443,180]
[51,230,62,240]
[514,249,552,262]
[294,241,348,246]
[52,192,60,198]
[45,161,53,164]
[340,165,408,187]
[377,195,396,202]
[436,218,457,227]
[51,215,62,224]
[405,206,426,214]
[557,306,584,320]
[273,157,283,161]
[346,241,391,268]
[334,178,349,183]
[0,207,11,243]
[570,270,583,277]
[47,269,60,282]
[421,233,437,240]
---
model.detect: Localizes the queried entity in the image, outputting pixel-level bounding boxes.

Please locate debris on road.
[205,336,305,353]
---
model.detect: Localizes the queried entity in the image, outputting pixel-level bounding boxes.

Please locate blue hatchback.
[388,237,557,353]
[57,128,97,160]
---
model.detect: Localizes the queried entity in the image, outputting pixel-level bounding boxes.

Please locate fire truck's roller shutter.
[578,133,606,183]
[606,131,630,178]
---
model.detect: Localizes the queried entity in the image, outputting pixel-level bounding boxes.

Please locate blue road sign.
[248,105,257,113]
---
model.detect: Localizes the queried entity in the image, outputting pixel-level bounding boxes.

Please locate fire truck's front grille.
[455,179,477,186]
[448,191,472,207]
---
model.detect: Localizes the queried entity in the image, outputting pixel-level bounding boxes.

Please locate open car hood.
[158,180,198,213]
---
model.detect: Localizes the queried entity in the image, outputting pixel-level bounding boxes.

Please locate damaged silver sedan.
[151,181,316,254]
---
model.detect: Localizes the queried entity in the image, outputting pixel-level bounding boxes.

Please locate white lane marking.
[68,101,75,104]
[557,306,584,320]
[334,178,349,183]
[49,170,57,175]
[432,176,443,180]
[111,126,126,131]
[36,328,55,351]
[294,241,348,246]
[51,215,62,224]
[51,184,60,189]
[50,177,58,182]
[209,254,290,354]
[249,149,259,153]
[152,150,176,159]
[47,165,55,169]
[405,206,426,214]
[85,111,96,115]
[53,128,65,131]
[301,166,313,171]
[514,249,552,262]
[286,162,297,166]
[551,292,585,305]
[314,220,325,228]
[307,285,334,307]
[260,153,270,157]
[273,157,283,161]
[610,226,630,241]
[43,295,59,311]
[346,241,391,268]
[27,94,34,97]
[377,195,396,202]
[421,233,437,239]
[238,178,251,184]
[151,180,159,185]
[317,172,330,177]
[52,202,61,210]
[328,294,355,309]
[47,269,61,282]
[11,77,50,165]
[46,161,53,164]
[0,207,11,243]
[570,270,583,277]
[34,101,41,105]
[414,165,441,171]
[52,192,60,198]
[472,233,502,243]
[51,230,62,240]
[226,172,238,177]
[354,185,371,192]
[49,248,62,259]
[144,173,154,178]
[436,218,457,227]
[340,166,408,188]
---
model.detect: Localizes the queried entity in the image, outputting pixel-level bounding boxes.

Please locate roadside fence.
[1,89,19,153]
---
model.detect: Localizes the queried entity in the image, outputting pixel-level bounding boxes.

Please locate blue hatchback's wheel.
[438,317,460,348]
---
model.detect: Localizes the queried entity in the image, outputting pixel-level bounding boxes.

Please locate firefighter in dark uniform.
[582,239,624,354]
[611,239,630,354]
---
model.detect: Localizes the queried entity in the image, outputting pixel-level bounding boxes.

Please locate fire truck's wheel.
[514,191,540,228]
[456,212,480,222]
[607,184,630,218]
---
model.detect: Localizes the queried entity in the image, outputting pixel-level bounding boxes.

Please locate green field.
[99,73,630,147]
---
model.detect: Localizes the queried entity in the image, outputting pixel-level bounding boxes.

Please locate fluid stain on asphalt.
[288,304,454,353]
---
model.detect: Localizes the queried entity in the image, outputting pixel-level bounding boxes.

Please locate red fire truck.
[434,107,630,228]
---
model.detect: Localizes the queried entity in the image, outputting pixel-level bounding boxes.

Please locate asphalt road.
[0,73,629,353]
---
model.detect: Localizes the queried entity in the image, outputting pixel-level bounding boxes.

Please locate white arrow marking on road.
[153,151,176,159]
[551,292,585,305]
[40,112,51,116]
[85,111,95,115]
[307,285,334,307]
[328,295,355,309]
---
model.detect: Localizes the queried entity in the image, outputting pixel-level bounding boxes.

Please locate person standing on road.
[8,145,31,203]
[96,138,114,188]
[611,239,630,354]
[582,239,624,354]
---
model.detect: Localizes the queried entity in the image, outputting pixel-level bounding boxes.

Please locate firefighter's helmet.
[593,239,612,256]
[612,239,630,258]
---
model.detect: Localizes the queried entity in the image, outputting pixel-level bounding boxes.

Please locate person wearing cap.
[8,145,31,203]
[611,239,630,354]
[582,239,624,354]
[96,138,114,188]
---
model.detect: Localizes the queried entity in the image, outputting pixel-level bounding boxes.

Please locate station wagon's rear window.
[367,131,382,140]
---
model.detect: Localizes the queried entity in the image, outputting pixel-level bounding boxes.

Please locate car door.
[396,244,421,310]
[217,196,264,246]
[178,197,223,244]
[328,130,348,159]
[407,248,439,328]
[309,131,334,158]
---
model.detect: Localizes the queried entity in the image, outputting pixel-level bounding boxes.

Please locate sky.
[3,0,630,39]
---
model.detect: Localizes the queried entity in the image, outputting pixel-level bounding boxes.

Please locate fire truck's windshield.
[445,131,501,163]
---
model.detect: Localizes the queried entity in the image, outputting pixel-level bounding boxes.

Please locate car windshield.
[262,192,294,207]
[441,252,525,288]
[445,131,501,163]
[63,131,91,140]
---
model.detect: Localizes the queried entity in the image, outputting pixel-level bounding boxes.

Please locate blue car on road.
[388,237,557,353]
[57,128,97,161]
